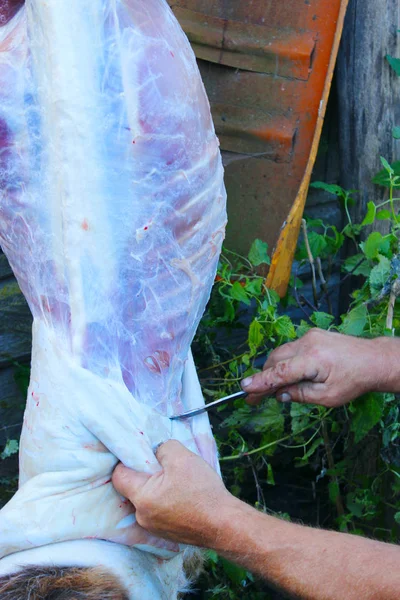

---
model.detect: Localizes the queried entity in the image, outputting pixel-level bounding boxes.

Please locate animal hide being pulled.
[0,0,226,596]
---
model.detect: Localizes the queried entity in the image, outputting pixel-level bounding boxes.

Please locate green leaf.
[346,493,364,518]
[325,227,345,254]
[380,155,394,174]
[1,439,19,460]
[369,255,391,295]
[220,558,248,586]
[13,363,30,398]
[229,282,251,305]
[274,315,296,340]
[386,54,400,76]
[290,403,313,435]
[264,288,281,307]
[296,437,323,465]
[222,400,284,456]
[393,126,400,139]
[310,312,334,330]
[376,209,392,220]
[342,254,370,277]
[394,512,400,525]
[361,201,376,226]
[305,217,324,228]
[350,393,385,443]
[267,464,276,486]
[296,320,312,338]
[310,181,345,197]
[297,231,327,260]
[339,304,367,336]
[206,549,219,565]
[361,232,390,259]
[343,223,362,239]
[229,360,238,374]
[242,354,250,367]
[328,480,340,505]
[248,239,270,266]
[372,161,400,187]
[248,319,264,353]
[245,278,263,296]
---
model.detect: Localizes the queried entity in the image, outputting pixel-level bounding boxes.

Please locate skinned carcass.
[0,0,226,597]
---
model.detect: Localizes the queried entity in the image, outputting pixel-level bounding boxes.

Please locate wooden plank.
[0,367,23,506]
[0,367,25,447]
[0,279,32,366]
[0,252,13,281]
[337,0,400,226]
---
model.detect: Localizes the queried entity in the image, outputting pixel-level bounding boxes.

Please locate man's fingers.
[242,356,320,395]
[245,393,264,406]
[155,439,195,466]
[276,382,327,405]
[262,342,298,370]
[112,463,151,502]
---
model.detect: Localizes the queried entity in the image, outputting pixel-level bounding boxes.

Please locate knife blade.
[169,389,247,420]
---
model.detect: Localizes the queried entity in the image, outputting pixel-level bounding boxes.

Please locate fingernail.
[278,392,291,403]
[242,376,253,388]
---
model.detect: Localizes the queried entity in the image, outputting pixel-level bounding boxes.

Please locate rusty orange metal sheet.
[169,0,349,295]
[172,7,316,79]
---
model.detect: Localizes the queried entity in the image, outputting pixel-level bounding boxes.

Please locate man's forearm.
[372,336,400,393]
[209,497,400,600]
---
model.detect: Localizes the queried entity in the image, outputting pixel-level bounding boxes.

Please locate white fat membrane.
[0,0,226,595]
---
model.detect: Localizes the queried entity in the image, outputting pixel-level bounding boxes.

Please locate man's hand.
[112,440,231,547]
[242,329,396,407]
[113,437,400,600]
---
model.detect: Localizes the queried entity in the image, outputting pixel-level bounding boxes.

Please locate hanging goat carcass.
[0,0,226,597]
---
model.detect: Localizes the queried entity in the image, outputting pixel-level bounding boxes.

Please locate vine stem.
[389,179,398,224]
[321,420,347,531]
[220,409,334,462]
[294,260,314,323]
[316,257,333,314]
[386,290,396,331]
[301,219,318,306]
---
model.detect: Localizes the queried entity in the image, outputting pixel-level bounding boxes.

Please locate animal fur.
[0,566,129,599]
[0,549,205,599]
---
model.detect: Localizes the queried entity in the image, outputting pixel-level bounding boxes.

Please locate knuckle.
[297,386,308,403]
[305,328,321,341]
[274,361,290,382]
[156,439,178,460]
[140,497,156,519]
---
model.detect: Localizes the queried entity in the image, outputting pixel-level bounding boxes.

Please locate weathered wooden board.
[0,367,24,446]
[0,253,12,281]
[0,275,32,367]
[337,0,400,226]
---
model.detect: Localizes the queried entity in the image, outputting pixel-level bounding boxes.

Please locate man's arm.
[112,440,400,600]
[242,329,400,406]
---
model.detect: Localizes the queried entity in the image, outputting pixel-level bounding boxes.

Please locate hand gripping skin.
[0,0,226,595]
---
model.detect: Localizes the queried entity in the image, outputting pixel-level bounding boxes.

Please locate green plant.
[193,157,400,597]
[1,168,400,597]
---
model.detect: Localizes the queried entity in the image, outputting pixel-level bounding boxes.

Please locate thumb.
[242,356,319,395]
[155,439,196,467]
[112,463,151,503]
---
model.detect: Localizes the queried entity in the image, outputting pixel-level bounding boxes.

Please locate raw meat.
[0,0,226,595]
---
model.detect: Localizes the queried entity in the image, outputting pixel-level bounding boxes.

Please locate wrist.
[363,336,400,393]
[198,492,243,551]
